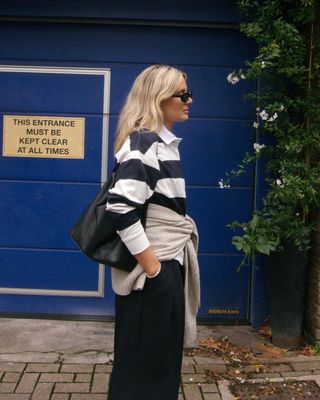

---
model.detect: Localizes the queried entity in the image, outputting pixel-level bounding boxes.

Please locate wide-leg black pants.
[108,260,185,400]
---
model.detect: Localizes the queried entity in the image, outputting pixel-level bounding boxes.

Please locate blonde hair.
[114,64,187,153]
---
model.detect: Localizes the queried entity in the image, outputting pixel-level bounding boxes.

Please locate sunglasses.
[171,91,193,103]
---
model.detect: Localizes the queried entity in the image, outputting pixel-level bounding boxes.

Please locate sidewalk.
[0,318,319,399]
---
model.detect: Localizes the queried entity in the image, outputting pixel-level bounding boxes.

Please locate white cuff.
[117,220,150,255]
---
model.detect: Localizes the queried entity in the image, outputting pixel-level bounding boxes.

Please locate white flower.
[256,107,260,112]
[218,179,230,189]
[240,73,246,80]
[253,121,259,129]
[253,143,265,152]
[227,72,240,85]
[276,179,284,187]
[259,110,269,120]
[261,61,266,68]
[268,112,278,122]
[279,105,285,111]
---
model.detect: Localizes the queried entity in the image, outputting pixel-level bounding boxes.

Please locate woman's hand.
[134,246,161,277]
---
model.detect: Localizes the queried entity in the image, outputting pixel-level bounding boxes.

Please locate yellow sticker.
[3,115,85,159]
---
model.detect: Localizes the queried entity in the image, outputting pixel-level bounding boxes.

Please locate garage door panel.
[181,66,254,119]
[108,118,254,188]
[0,23,256,67]
[0,249,98,291]
[0,181,100,249]
[0,1,240,24]
[198,254,249,320]
[0,269,114,316]
[0,72,104,114]
[109,64,254,119]
[0,114,103,182]
[187,187,253,254]
[177,119,254,187]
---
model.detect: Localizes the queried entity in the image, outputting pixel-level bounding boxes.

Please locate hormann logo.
[208,308,240,315]
[3,115,85,159]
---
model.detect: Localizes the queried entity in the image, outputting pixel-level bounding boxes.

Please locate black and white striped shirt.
[106,125,186,256]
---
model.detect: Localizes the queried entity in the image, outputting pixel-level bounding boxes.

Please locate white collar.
[158,125,182,145]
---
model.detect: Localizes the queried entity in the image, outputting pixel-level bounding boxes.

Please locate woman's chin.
[180,114,189,122]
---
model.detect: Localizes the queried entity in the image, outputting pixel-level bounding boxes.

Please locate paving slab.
[182,373,207,384]
[91,373,109,393]
[203,394,221,400]
[15,373,39,393]
[200,382,219,393]
[1,318,320,400]
[31,382,54,400]
[26,364,60,373]
[291,360,320,371]
[194,356,225,365]
[0,318,114,354]
[0,363,26,373]
[39,373,74,383]
[61,351,113,365]
[3,372,22,383]
[0,352,59,363]
[183,383,203,400]
[51,395,70,400]
[218,380,234,400]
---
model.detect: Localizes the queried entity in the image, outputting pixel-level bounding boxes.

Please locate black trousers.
[108,260,185,400]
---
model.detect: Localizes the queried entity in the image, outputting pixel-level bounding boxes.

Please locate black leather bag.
[69,167,143,272]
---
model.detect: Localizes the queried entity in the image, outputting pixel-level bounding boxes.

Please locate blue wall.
[0,0,239,23]
[0,1,267,326]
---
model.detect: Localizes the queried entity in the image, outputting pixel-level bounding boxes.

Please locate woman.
[106,64,200,400]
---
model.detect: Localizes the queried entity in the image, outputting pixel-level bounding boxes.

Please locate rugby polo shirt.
[106,125,186,256]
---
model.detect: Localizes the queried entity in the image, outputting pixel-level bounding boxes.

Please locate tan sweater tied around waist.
[111,203,201,348]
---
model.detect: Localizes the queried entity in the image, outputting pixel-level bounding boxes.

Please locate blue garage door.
[0,11,257,321]
[0,65,115,316]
